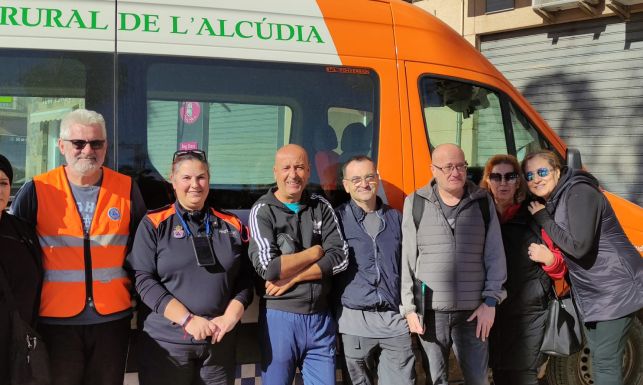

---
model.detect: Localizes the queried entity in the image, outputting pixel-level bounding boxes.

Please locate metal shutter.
[480,15,643,205]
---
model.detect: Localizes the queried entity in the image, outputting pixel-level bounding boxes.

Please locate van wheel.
[546,316,643,385]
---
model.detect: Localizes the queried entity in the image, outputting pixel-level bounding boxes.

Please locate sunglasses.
[173,149,207,162]
[525,167,552,182]
[488,172,518,183]
[63,139,106,150]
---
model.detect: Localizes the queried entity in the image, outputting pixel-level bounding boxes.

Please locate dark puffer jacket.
[533,168,643,323]
[490,203,551,373]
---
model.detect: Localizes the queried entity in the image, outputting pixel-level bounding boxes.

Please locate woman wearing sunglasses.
[480,154,561,385]
[127,149,253,385]
[523,149,643,385]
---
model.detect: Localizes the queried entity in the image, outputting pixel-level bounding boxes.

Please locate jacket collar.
[348,196,383,221]
[261,186,311,212]
[547,167,599,213]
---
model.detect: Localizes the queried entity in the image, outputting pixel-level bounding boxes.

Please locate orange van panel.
[317,1,406,209]
[317,0,396,60]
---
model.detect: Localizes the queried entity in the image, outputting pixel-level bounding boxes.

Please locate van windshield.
[118,56,379,209]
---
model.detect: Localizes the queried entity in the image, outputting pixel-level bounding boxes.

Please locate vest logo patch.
[108,207,121,221]
[173,225,186,239]
[313,220,322,235]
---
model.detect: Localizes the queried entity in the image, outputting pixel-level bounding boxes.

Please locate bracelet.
[179,313,193,328]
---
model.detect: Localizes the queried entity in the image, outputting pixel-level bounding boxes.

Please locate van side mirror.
[566,148,583,170]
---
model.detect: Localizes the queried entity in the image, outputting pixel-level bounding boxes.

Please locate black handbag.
[0,235,50,385]
[540,290,584,357]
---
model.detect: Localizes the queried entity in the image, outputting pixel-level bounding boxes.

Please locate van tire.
[546,316,643,385]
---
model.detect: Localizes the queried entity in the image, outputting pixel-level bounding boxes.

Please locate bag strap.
[412,192,424,230]
[477,195,490,234]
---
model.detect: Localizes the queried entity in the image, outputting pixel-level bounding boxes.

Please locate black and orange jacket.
[127,203,253,344]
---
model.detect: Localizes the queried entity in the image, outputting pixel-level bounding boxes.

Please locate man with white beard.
[11,109,146,385]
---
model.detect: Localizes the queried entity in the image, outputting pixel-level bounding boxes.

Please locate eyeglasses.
[63,139,106,150]
[488,172,518,184]
[433,162,468,174]
[344,173,378,186]
[173,149,207,162]
[525,167,552,182]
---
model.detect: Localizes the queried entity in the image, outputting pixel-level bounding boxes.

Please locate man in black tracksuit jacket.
[248,144,348,385]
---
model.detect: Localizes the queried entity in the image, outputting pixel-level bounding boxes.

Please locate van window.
[118,56,379,209]
[420,77,507,167]
[148,100,292,185]
[0,50,113,195]
[419,76,551,180]
[510,102,549,161]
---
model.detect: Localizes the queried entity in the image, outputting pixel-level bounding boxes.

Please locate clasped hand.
[183,314,237,343]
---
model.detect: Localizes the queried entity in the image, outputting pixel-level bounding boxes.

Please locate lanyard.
[174,202,211,238]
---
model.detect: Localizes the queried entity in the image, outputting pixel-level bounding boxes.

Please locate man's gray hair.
[59,109,107,139]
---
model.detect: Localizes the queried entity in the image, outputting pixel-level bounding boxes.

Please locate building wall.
[412,0,643,47]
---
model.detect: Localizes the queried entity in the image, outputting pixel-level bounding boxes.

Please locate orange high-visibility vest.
[34,166,132,318]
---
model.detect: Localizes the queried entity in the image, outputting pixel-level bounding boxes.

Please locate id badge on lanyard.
[175,203,217,267]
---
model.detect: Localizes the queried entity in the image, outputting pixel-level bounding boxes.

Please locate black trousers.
[137,329,237,385]
[39,317,131,385]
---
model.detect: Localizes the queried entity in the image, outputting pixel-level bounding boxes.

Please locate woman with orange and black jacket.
[127,150,253,385]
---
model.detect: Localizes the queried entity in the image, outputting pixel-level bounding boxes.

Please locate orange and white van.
[1,1,641,384]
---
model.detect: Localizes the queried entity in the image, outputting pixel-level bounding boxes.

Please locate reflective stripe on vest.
[38,234,130,248]
[34,166,132,318]
[44,267,128,283]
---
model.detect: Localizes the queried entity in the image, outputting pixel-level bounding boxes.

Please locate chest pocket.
[211,226,242,271]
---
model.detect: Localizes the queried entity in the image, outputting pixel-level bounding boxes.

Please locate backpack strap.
[412,192,424,230]
[477,195,490,234]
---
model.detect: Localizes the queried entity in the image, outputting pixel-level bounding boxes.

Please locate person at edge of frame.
[0,154,44,383]
[523,149,643,385]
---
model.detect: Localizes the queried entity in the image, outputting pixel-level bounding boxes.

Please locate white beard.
[70,159,99,175]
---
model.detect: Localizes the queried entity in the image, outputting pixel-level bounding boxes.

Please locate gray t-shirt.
[71,183,100,232]
[433,184,463,230]
[362,211,381,238]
